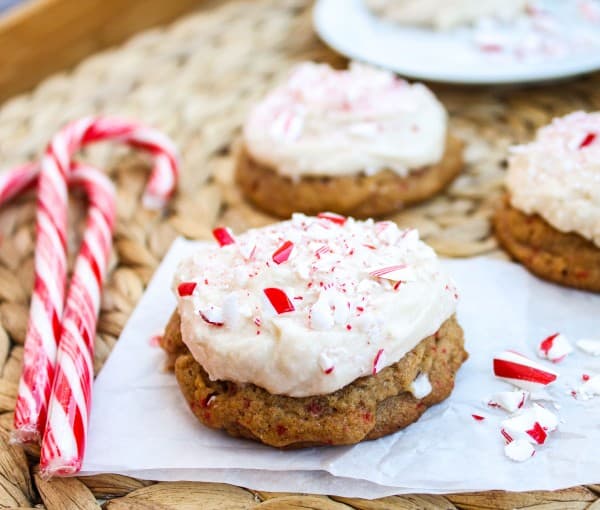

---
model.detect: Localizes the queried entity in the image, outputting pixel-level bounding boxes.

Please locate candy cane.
[12,117,179,443]
[0,116,178,209]
[0,162,38,205]
[38,163,115,477]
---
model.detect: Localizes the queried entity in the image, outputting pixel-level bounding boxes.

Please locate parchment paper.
[80,237,600,497]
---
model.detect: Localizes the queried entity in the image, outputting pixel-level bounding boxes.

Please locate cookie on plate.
[236,62,463,219]
[364,0,527,30]
[162,214,467,447]
[494,111,600,292]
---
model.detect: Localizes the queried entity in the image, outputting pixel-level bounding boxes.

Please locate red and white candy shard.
[487,390,528,413]
[504,439,535,462]
[537,333,572,362]
[576,339,600,356]
[177,282,197,297]
[199,305,224,326]
[317,212,346,225]
[493,350,558,392]
[368,265,416,282]
[501,404,558,445]
[410,372,432,399]
[272,240,294,264]
[212,227,235,247]
[574,374,600,401]
[263,287,295,315]
[579,132,596,148]
[318,351,335,374]
[372,349,386,375]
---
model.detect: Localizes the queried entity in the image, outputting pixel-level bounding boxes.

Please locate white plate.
[313,0,600,84]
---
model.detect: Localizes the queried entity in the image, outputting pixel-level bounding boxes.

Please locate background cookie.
[494,196,600,292]
[236,134,463,218]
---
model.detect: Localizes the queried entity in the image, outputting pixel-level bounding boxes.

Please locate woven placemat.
[0,0,599,508]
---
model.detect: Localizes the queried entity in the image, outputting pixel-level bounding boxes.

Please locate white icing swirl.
[365,0,527,30]
[506,111,600,248]
[243,62,447,178]
[173,214,458,397]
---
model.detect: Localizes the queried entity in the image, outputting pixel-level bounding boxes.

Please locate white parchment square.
[80,237,600,498]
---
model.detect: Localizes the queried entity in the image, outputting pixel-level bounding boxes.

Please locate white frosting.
[243,62,447,178]
[173,214,457,397]
[365,0,527,30]
[506,111,600,248]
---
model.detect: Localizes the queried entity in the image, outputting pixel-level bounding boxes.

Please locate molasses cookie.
[494,111,600,293]
[236,63,463,218]
[163,214,468,447]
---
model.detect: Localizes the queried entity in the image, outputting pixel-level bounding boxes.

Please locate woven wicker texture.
[0,0,599,507]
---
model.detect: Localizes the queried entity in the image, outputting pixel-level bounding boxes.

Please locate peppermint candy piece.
[579,132,597,149]
[212,227,235,247]
[537,333,573,363]
[317,212,346,225]
[368,264,415,282]
[372,349,386,375]
[574,374,600,401]
[501,404,558,445]
[576,338,600,356]
[199,305,224,327]
[263,287,295,314]
[493,351,558,391]
[272,240,294,264]
[410,373,432,399]
[487,390,528,413]
[177,282,197,297]
[504,439,535,462]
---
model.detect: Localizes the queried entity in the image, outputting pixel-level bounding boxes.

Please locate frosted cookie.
[494,111,600,292]
[236,62,463,218]
[162,214,467,447]
[365,0,527,30]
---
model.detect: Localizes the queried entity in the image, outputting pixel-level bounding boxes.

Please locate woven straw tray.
[0,0,599,508]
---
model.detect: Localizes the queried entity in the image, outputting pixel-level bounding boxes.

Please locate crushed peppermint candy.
[573,374,600,401]
[272,240,294,264]
[368,264,416,282]
[501,404,558,445]
[472,414,486,422]
[199,306,224,327]
[504,439,535,462]
[579,132,597,148]
[410,372,432,399]
[493,350,558,392]
[263,287,295,314]
[212,227,235,247]
[372,349,386,375]
[317,212,346,225]
[537,333,573,363]
[576,338,600,356]
[177,282,197,297]
[487,390,528,413]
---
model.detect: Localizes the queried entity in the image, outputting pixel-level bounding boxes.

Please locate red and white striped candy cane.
[0,116,178,210]
[38,163,115,477]
[0,162,38,205]
[11,116,179,443]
